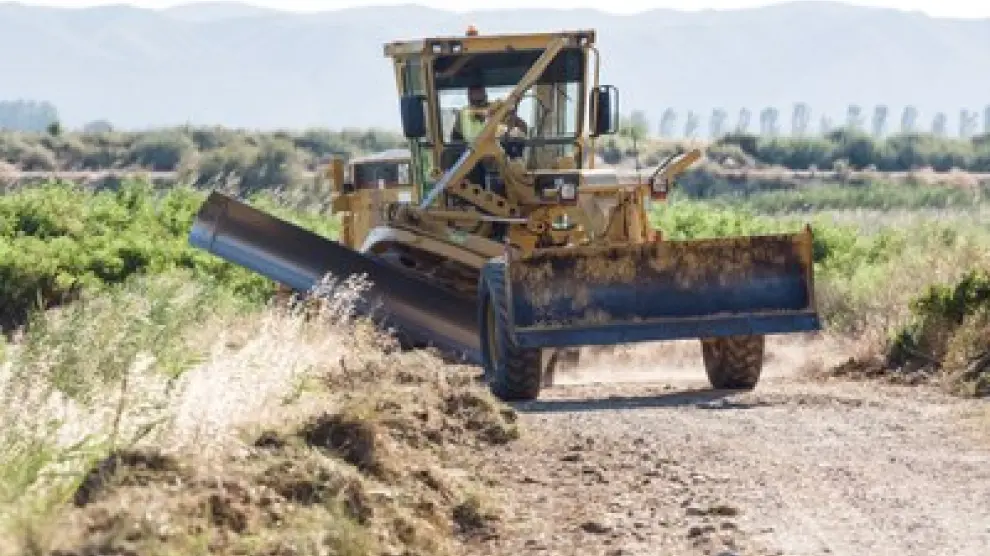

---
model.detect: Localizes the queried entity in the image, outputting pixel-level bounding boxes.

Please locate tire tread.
[480,261,543,401]
[701,335,764,389]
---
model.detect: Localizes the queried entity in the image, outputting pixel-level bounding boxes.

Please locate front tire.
[701,335,765,390]
[478,261,543,401]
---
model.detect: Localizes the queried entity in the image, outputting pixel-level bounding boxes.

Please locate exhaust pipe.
[189,191,482,363]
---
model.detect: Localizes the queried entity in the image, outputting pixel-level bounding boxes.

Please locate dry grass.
[812,206,990,234]
[805,205,990,344]
[0,272,517,556]
[805,212,990,396]
[903,166,986,190]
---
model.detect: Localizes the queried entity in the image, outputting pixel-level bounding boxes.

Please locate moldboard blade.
[506,230,820,348]
[189,191,482,362]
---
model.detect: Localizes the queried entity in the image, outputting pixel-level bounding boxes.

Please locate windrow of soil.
[12,306,520,556]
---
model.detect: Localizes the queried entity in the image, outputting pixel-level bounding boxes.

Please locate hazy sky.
[14,0,990,19]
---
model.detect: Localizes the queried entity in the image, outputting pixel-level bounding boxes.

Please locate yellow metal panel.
[384,40,425,57]
[331,195,350,213]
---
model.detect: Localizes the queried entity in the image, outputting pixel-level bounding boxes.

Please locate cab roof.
[383,28,596,59]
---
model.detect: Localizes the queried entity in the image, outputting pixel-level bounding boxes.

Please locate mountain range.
[1,1,988,133]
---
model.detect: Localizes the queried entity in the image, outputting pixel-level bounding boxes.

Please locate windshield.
[352,161,411,190]
[431,47,585,169]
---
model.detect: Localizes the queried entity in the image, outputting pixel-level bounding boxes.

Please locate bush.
[712,181,981,213]
[0,127,406,176]
[710,130,990,172]
[181,138,307,193]
[875,269,990,396]
[0,179,338,329]
[889,269,990,366]
[126,131,196,171]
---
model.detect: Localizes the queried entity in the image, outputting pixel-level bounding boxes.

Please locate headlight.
[535,174,579,204]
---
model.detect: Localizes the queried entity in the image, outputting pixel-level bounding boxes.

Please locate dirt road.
[469,337,990,556]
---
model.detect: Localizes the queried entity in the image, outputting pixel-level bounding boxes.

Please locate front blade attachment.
[506,229,820,348]
[189,191,482,362]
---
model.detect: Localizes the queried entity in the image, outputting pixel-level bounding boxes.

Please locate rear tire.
[701,335,764,390]
[479,261,543,401]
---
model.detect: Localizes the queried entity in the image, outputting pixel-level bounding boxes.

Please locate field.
[2,127,990,554]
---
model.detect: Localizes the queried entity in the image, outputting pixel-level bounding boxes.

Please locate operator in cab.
[450,84,528,143]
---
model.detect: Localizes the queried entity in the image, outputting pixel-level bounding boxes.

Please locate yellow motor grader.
[189,27,820,401]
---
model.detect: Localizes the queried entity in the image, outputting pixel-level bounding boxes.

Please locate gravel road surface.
[469,336,990,556]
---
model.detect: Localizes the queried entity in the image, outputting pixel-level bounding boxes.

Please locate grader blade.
[189,191,482,362]
[506,229,820,348]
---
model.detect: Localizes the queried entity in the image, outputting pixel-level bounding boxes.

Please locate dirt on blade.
[469,335,990,556]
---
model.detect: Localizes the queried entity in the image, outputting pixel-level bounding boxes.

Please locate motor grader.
[189,27,820,401]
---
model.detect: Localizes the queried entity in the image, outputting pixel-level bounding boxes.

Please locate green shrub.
[868,269,990,396]
[126,131,196,171]
[0,127,406,176]
[0,179,338,329]
[889,269,990,366]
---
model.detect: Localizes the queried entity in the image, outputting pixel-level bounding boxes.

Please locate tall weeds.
[0,268,513,555]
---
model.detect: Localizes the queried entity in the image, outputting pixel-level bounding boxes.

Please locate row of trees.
[713,130,990,172]
[604,118,990,172]
[4,125,989,178]
[624,104,990,141]
[4,96,989,141]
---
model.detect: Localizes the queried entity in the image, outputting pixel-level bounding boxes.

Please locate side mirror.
[400,95,427,139]
[590,85,619,137]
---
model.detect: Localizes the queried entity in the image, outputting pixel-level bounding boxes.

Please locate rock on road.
[468,336,990,556]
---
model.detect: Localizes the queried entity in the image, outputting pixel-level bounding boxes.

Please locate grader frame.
[189,27,820,401]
